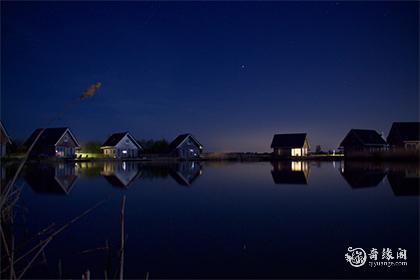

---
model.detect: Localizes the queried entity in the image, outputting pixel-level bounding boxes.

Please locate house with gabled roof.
[339,129,387,157]
[271,133,309,157]
[387,122,420,150]
[0,121,12,157]
[24,127,80,158]
[101,132,143,158]
[168,133,203,159]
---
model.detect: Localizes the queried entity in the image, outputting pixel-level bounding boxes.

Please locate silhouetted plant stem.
[119,195,126,280]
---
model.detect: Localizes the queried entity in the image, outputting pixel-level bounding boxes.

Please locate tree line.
[80,139,170,154]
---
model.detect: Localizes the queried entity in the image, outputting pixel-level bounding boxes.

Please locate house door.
[64,147,73,157]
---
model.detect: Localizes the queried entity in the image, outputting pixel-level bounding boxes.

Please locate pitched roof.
[103,173,139,188]
[101,132,142,149]
[24,128,80,149]
[168,133,203,151]
[170,171,201,186]
[271,133,307,148]
[340,169,386,188]
[387,122,420,143]
[271,170,308,185]
[388,172,420,196]
[340,129,386,147]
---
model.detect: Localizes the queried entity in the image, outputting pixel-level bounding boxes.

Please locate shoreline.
[2,152,419,164]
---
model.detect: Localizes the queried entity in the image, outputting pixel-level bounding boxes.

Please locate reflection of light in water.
[122,162,126,171]
[291,161,302,171]
[333,161,336,168]
[341,167,344,173]
[192,162,195,169]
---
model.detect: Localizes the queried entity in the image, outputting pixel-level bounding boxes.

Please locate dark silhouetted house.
[0,121,12,157]
[339,161,386,188]
[271,133,309,157]
[168,134,203,159]
[339,129,387,157]
[24,128,80,158]
[101,132,143,158]
[25,163,78,195]
[170,161,202,186]
[387,122,420,150]
[101,161,141,188]
[270,161,310,185]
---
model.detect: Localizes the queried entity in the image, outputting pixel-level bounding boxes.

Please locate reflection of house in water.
[25,163,78,195]
[101,161,141,188]
[170,161,202,186]
[339,161,386,188]
[271,161,310,185]
[388,165,420,196]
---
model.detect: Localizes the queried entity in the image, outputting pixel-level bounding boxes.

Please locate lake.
[1,160,419,279]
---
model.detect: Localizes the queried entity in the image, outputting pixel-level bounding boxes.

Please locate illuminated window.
[292,148,301,157]
[292,161,302,171]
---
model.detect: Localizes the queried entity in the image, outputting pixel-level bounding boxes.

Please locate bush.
[80,141,102,153]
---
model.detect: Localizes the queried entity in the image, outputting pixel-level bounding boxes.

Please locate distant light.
[122,150,127,154]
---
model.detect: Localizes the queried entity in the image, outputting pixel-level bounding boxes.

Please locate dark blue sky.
[1,1,418,152]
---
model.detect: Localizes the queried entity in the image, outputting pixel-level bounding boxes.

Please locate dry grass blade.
[16,198,109,280]
[0,129,45,210]
[119,195,126,280]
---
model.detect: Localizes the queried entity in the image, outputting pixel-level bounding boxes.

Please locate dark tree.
[80,141,102,153]
[139,139,169,154]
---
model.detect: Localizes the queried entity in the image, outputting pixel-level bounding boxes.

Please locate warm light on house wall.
[291,148,301,156]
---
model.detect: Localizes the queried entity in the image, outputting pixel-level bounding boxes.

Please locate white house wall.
[115,135,140,150]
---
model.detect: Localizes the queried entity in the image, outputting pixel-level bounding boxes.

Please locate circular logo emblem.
[345,247,367,267]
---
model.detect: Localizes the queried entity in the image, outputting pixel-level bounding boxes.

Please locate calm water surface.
[2,160,419,279]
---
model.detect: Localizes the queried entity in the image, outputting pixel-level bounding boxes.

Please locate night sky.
[1,1,418,152]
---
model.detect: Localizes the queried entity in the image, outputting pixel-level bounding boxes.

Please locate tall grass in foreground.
[0,82,121,279]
